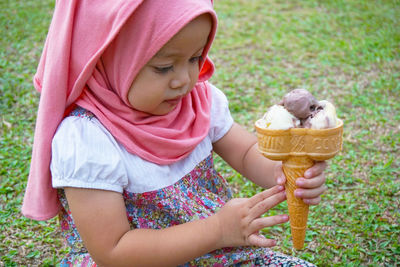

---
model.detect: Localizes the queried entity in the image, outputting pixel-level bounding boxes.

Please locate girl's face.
[128,14,212,115]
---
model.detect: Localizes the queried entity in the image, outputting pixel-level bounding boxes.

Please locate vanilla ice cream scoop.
[257,105,300,130]
[307,100,337,129]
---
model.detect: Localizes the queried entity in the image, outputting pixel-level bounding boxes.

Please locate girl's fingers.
[296,173,326,189]
[247,215,289,247]
[274,162,285,185]
[247,185,284,208]
[250,190,286,219]
[248,234,277,248]
[304,161,327,178]
[303,196,322,205]
[295,184,327,199]
[249,214,289,234]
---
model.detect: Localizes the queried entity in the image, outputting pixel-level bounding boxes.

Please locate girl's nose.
[170,67,190,89]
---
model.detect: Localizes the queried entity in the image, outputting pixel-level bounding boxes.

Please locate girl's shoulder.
[51,106,127,193]
[208,83,234,143]
[53,106,118,149]
[209,83,228,102]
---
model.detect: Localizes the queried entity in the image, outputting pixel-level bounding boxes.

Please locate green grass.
[1,0,399,266]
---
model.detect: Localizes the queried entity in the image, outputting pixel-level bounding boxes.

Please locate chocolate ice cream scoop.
[282,89,319,119]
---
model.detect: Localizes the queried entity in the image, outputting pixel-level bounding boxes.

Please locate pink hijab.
[22,0,218,220]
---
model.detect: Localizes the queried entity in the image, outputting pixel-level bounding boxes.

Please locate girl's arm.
[213,123,279,188]
[64,185,288,267]
[213,123,327,204]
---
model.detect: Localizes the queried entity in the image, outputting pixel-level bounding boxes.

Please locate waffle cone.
[254,119,343,249]
[282,156,314,250]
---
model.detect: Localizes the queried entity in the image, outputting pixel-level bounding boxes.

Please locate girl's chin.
[145,104,177,116]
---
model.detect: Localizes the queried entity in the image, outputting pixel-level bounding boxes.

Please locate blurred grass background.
[1,0,399,266]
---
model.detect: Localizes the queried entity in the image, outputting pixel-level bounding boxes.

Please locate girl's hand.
[214,185,289,248]
[275,161,327,205]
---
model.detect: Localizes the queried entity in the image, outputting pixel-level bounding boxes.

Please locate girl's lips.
[165,96,183,106]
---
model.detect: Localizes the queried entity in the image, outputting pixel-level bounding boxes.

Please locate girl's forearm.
[100,215,222,267]
[241,143,279,189]
[66,188,223,267]
[213,123,279,189]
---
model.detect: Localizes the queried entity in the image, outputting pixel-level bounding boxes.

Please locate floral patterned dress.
[58,154,315,267]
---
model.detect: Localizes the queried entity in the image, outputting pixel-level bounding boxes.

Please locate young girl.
[22,0,327,266]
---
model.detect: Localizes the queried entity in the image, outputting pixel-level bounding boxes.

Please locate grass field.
[1,0,399,266]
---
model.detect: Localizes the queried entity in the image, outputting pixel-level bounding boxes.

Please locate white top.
[51,84,234,193]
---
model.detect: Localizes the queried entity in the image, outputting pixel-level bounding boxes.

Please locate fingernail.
[278,185,284,191]
[277,177,283,184]
[296,179,304,186]
[295,190,302,197]
[304,171,311,178]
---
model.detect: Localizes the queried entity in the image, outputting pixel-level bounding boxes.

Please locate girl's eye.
[189,55,203,63]
[154,65,173,74]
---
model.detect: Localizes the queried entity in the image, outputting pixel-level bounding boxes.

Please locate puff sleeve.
[50,116,128,193]
[209,83,234,143]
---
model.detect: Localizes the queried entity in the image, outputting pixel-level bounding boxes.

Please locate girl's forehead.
[153,15,212,59]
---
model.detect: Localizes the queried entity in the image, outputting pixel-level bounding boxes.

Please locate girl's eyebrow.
[154,50,181,58]
[155,46,205,59]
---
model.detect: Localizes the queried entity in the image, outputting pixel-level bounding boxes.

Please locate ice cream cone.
[254,119,343,249]
[282,156,313,250]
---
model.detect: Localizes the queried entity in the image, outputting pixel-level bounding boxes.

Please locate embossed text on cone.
[254,119,343,249]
